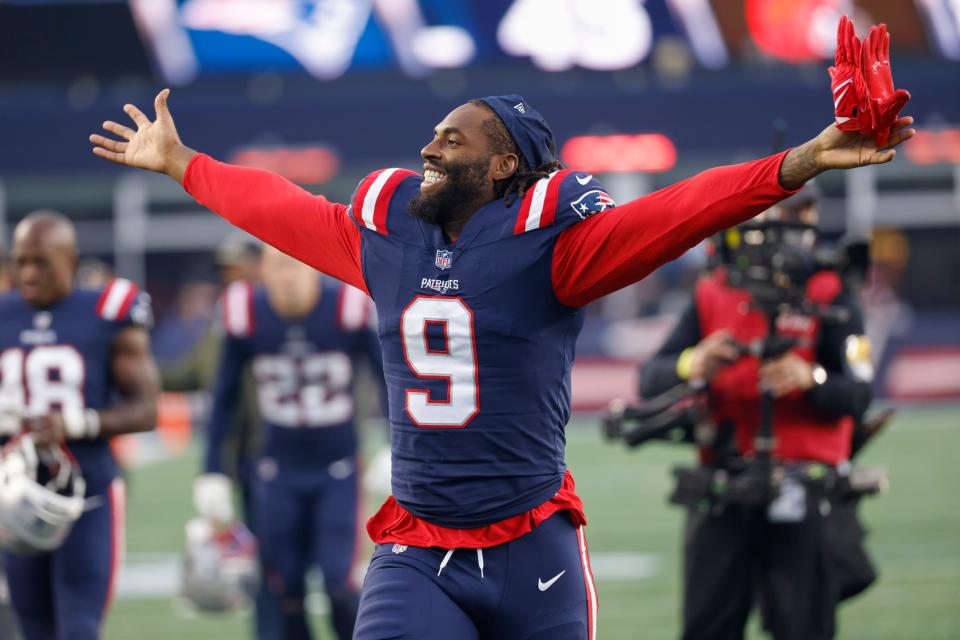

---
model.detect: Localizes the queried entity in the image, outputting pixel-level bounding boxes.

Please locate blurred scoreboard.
[133,0,960,83]
[1,0,957,85]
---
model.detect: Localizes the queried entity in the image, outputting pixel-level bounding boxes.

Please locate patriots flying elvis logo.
[435,249,453,270]
[570,189,616,219]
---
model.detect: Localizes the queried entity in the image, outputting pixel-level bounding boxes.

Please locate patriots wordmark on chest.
[284,325,307,343]
[19,311,58,345]
[421,278,459,294]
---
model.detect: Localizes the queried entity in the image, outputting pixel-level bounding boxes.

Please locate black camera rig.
[601,221,888,510]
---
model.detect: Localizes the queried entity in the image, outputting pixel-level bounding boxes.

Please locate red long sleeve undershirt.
[183,155,368,294]
[551,149,796,307]
[182,151,797,306]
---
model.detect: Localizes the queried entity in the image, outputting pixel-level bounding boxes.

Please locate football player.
[91,41,913,638]
[0,243,16,640]
[0,211,161,640]
[194,246,381,640]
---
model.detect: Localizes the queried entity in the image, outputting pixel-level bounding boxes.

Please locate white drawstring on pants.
[436,548,485,579]
[438,549,454,576]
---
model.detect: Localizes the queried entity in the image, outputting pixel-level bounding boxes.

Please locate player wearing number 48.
[193,246,383,640]
[0,211,161,640]
[91,16,913,635]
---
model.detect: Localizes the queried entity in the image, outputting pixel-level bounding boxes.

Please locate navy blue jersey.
[203,280,381,476]
[349,168,615,528]
[0,279,152,493]
[184,148,796,541]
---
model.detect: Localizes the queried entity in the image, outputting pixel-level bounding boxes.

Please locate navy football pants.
[238,462,282,640]
[354,511,598,640]
[5,480,123,640]
[0,555,19,639]
[253,457,362,640]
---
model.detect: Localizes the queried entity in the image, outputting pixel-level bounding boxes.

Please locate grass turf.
[104,405,960,639]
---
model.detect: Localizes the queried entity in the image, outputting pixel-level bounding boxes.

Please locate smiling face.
[410,102,520,227]
[11,212,77,307]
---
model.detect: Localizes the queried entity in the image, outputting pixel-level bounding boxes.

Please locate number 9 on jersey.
[401,297,479,428]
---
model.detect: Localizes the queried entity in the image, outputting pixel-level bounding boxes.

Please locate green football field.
[103,405,960,639]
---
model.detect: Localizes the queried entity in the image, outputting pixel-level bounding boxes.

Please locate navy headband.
[477,94,557,170]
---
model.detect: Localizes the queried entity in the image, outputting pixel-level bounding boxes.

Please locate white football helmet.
[181,518,258,612]
[0,435,86,554]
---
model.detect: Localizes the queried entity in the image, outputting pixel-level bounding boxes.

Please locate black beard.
[409,157,490,226]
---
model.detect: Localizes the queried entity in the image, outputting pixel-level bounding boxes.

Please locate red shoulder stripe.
[373,169,416,233]
[353,168,418,236]
[513,170,573,234]
[96,278,139,321]
[222,281,255,337]
[539,169,573,228]
[115,283,139,320]
[351,171,381,229]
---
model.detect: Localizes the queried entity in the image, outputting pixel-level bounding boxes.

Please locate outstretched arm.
[553,118,915,308]
[183,155,366,292]
[90,90,366,292]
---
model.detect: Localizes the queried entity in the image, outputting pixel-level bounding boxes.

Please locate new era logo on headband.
[479,94,556,170]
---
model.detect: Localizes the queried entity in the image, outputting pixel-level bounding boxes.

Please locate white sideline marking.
[117,554,180,599]
[588,552,661,581]
[116,551,661,600]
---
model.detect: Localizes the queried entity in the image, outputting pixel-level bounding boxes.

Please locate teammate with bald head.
[1,210,161,640]
[12,210,78,307]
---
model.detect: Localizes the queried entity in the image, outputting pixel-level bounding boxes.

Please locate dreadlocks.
[470,99,564,206]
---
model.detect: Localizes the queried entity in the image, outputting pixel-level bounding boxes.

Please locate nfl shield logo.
[34,312,52,330]
[435,249,453,270]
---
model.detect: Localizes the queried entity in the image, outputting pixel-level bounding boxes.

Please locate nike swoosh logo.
[576,174,592,185]
[538,570,566,591]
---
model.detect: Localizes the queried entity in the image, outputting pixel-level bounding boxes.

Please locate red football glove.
[829,15,871,135]
[862,24,911,148]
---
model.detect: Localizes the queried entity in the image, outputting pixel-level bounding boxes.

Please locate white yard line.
[117,551,662,601]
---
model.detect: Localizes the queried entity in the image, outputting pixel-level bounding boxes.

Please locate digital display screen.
[127,0,960,85]
[1,0,956,85]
